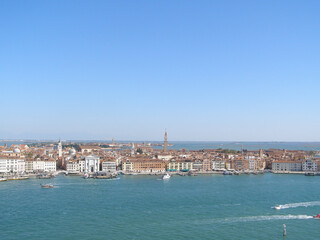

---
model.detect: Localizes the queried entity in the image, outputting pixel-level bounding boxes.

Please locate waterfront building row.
[272,159,318,172]
[66,155,117,173]
[25,160,56,173]
[0,157,25,173]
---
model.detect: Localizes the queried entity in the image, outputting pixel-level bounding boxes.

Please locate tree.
[137,148,143,154]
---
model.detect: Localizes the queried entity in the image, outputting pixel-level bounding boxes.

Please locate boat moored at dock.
[223,170,233,175]
[7,176,29,180]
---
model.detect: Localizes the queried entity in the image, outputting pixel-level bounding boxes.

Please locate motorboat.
[162,173,171,180]
[82,173,89,179]
[313,214,320,219]
[223,170,233,175]
[274,205,282,210]
[41,184,54,188]
[0,178,7,182]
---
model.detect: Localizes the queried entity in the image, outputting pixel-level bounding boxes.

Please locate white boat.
[0,178,7,182]
[83,173,89,179]
[274,205,281,210]
[162,173,171,180]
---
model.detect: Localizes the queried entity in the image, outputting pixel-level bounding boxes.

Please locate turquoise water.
[1,174,320,240]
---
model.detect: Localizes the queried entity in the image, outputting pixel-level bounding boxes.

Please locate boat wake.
[273,201,320,210]
[222,215,313,223]
[106,177,120,181]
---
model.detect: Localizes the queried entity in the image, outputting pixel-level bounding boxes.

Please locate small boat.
[313,214,320,219]
[41,184,54,188]
[0,178,7,182]
[223,170,233,175]
[82,173,89,179]
[305,172,315,176]
[162,173,171,180]
[274,205,281,210]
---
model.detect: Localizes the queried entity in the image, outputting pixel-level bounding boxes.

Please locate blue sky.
[1,0,320,141]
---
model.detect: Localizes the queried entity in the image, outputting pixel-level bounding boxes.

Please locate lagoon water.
[1,174,320,240]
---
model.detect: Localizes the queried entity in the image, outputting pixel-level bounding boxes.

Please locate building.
[157,154,173,161]
[122,160,134,172]
[231,158,249,171]
[302,159,317,172]
[202,159,212,171]
[248,159,255,171]
[84,155,100,173]
[193,160,203,171]
[131,143,135,156]
[0,157,25,174]
[167,160,193,171]
[164,130,168,152]
[66,160,81,173]
[212,159,226,171]
[1,148,21,158]
[272,161,302,172]
[133,160,166,173]
[79,145,101,154]
[102,161,117,172]
[58,140,62,158]
[25,159,56,173]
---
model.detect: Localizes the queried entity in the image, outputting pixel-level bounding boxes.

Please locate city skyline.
[1,1,320,141]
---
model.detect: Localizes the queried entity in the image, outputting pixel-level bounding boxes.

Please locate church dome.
[69,148,76,155]
[13,148,21,153]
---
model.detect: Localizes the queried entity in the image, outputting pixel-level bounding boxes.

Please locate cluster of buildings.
[1,131,320,176]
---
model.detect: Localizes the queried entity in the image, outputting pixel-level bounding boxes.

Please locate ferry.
[41,184,54,188]
[162,173,171,180]
[305,172,315,176]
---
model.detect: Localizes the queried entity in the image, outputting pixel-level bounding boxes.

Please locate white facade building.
[157,154,173,161]
[58,140,62,157]
[272,161,302,172]
[122,161,134,172]
[66,161,80,173]
[0,158,25,174]
[212,160,226,170]
[102,161,117,172]
[302,159,317,172]
[25,160,56,173]
[84,155,100,173]
[248,159,256,171]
